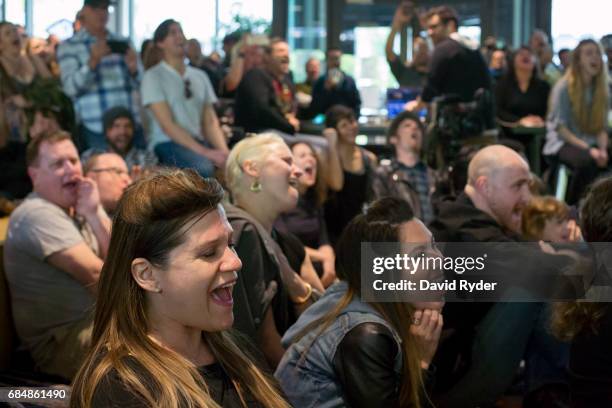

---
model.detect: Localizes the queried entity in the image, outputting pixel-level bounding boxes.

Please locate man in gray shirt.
[3,131,111,380]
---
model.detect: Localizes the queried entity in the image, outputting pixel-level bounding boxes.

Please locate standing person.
[275,197,443,408]
[543,39,609,205]
[57,0,141,150]
[406,6,490,112]
[385,1,430,88]
[70,170,289,408]
[309,47,361,118]
[141,19,229,177]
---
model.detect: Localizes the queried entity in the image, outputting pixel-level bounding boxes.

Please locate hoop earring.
[250,179,262,193]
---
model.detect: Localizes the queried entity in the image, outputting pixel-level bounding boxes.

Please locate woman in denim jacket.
[275,197,444,407]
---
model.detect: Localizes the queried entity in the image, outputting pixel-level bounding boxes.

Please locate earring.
[155,287,162,293]
[250,179,262,193]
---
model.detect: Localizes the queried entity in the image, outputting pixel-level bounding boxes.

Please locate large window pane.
[5,0,25,26]
[552,0,611,51]
[288,0,326,84]
[133,0,216,51]
[32,0,81,40]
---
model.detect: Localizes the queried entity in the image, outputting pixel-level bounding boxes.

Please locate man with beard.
[3,131,110,380]
[81,107,157,174]
[429,145,573,406]
[234,38,299,134]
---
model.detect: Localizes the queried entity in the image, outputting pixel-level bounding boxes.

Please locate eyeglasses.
[184,79,192,99]
[89,167,128,176]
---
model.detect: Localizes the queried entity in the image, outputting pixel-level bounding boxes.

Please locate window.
[132,0,216,51]
[552,0,611,51]
[5,0,25,26]
[32,0,81,40]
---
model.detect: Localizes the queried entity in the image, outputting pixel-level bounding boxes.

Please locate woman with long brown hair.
[543,39,610,204]
[551,176,612,407]
[70,169,288,407]
[275,197,443,407]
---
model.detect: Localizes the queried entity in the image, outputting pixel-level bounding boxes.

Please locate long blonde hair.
[566,39,609,135]
[70,169,288,408]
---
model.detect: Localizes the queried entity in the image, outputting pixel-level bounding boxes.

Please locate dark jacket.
[309,71,361,117]
[234,68,295,134]
[372,159,437,224]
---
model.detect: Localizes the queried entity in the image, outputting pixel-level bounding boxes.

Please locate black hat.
[103,106,134,134]
[83,0,115,8]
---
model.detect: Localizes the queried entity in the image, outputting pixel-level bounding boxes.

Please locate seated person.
[543,39,610,205]
[3,131,111,380]
[83,152,132,215]
[141,19,229,177]
[70,170,289,407]
[496,46,550,151]
[429,145,575,407]
[552,176,612,408]
[234,39,300,135]
[275,133,343,287]
[275,197,443,407]
[323,105,377,245]
[309,47,361,118]
[82,107,158,175]
[521,196,573,242]
[296,57,320,96]
[372,111,436,224]
[225,133,324,368]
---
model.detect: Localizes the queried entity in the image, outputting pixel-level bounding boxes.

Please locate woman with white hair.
[225,133,323,368]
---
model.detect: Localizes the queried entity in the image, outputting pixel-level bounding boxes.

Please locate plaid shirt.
[57,29,141,134]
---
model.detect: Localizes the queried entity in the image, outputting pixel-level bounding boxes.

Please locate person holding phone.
[58,0,142,151]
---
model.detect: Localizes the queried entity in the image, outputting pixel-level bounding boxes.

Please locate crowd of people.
[1,0,612,407]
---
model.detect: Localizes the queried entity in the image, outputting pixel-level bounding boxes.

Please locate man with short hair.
[81,106,157,172]
[372,111,436,223]
[58,0,141,150]
[406,5,490,112]
[3,131,110,380]
[84,152,131,214]
[234,38,300,134]
[310,47,361,117]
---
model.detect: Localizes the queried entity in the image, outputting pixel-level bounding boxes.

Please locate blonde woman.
[225,133,324,368]
[71,170,288,408]
[543,39,610,204]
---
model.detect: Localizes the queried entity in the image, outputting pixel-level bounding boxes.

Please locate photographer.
[406,6,490,113]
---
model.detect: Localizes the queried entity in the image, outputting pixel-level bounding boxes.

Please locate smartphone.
[107,40,129,54]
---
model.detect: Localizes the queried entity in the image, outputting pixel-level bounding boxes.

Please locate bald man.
[429,145,571,406]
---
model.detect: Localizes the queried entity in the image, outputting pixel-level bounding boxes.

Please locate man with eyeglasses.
[84,152,132,215]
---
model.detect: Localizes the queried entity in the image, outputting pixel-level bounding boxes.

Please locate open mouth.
[303,165,314,176]
[288,178,299,188]
[210,280,236,307]
[63,180,79,190]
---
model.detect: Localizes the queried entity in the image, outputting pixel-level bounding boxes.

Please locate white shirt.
[141,61,218,147]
